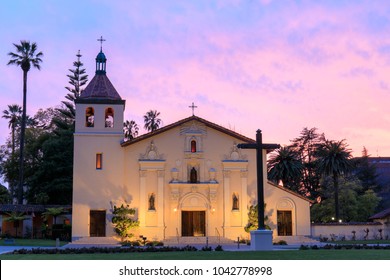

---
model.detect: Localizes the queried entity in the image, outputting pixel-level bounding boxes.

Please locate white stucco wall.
[311,223,387,240]
[72,116,312,241]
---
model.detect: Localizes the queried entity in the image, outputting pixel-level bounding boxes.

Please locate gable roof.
[369,207,390,220]
[267,181,314,203]
[121,115,279,150]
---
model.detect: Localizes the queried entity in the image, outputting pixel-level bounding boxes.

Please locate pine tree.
[54,51,88,131]
[65,50,88,101]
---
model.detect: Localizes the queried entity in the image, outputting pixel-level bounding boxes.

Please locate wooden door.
[90,210,106,237]
[277,210,292,236]
[181,211,206,236]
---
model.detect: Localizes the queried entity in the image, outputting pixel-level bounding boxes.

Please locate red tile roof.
[267,181,314,203]
[122,115,278,151]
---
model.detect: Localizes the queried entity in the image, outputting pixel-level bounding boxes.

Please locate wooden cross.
[97,36,106,51]
[237,130,279,230]
[189,102,198,116]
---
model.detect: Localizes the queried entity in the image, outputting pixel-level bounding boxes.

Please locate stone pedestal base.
[250,230,273,251]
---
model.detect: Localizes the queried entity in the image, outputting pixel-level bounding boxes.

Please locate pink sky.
[1,0,390,157]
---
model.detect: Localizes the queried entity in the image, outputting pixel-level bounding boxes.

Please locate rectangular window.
[96,153,103,169]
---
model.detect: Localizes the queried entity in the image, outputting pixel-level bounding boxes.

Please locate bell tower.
[72,38,126,240]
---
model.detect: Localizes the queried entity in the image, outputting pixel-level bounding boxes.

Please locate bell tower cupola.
[96,36,107,74]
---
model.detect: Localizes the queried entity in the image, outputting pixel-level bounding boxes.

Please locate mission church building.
[71,46,312,243]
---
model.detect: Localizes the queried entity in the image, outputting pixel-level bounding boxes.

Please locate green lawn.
[1,250,390,260]
[0,239,68,247]
[327,240,390,245]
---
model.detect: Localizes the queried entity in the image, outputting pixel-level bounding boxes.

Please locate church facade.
[71,48,312,242]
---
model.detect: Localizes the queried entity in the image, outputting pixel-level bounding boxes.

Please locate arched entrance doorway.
[178,192,210,237]
[276,198,295,236]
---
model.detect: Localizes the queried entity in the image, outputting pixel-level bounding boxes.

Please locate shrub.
[111,204,139,242]
[299,245,309,250]
[319,236,329,242]
[274,240,287,245]
[215,245,223,251]
[181,245,198,251]
[146,241,164,247]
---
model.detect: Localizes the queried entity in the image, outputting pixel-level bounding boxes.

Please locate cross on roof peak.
[97,36,106,52]
[189,102,198,116]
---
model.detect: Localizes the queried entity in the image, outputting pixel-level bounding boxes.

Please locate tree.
[357,189,381,221]
[244,204,270,232]
[143,110,161,132]
[0,184,11,204]
[267,146,303,193]
[290,127,325,198]
[26,128,73,205]
[7,40,43,204]
[2,104,22,156]
[54,51,88,131]
[42,207,66,225]
[2,104,22,198]
[311,176,380,222]
[111,204,139,242]
[123,120,139,140]
[65,50,88,101]
[316,139,353,221]
[353,147,379,194]
[4,211,29,237]
[25,53,88,204]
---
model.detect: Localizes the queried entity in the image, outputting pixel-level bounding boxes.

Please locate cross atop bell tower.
[95,36,107,75]
[97,36,106,52]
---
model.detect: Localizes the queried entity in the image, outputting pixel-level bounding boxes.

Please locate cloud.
[1,0,390,156]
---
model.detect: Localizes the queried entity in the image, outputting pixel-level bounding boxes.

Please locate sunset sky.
[1,0,390,157]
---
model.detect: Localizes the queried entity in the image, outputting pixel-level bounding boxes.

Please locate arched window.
[105,107,114,128]
[191,140,197,153]
[86,107,95,127]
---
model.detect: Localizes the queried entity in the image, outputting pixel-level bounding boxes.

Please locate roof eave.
[121,115,279,149]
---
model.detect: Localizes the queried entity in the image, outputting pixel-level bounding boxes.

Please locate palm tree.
[123,120,139,140]
[2,104,22,201]
[2,104,22,157]
[316,139,353,221]
[4,211,29,237]
[143,110,161,132]
[268,146,303,192]
[42,207,65,225]
[7,40,43,204]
